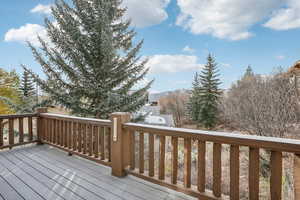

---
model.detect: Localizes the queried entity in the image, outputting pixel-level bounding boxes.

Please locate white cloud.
[176,0,282,40]
[122,0,170,27]
[146,54,203,74]
[182,46,195,54]
[4,24,49,47]
[264,0,300,30]
[30,4,52,15]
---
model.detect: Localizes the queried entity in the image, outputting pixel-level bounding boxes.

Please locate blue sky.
[1,0,300,93]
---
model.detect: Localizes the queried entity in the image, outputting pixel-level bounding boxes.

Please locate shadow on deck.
[0,145,195,200]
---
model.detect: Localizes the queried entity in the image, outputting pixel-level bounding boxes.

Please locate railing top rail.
[40,113,111,126]
[124,122,300,154]
[0,113,38,119]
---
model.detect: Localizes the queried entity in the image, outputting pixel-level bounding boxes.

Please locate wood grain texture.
[88,124,93,156]
[82,124,87,154]
[28,117,33,141]
[230,145,240,200]
[64,121,68,147]
[129,131,135,170]
[198,140,206,192]
[249,147,259,200]
[68,121,72,149]
[106,127,111,162]
[94,126,99,158]
[9,118,14,146]
[72,122,77,151]
[159,135,165,180]
[0,119,3,146]
[139,132,144,174]
[56,120,60,145]
[77,123,82,152]
[149,133,154,177]
[295,154,300,200]
[184,138,191,188]
[213,143,221,197]
[47,119,50,143]
[18,118,24,143]
[171,136,178,184]
[60,120,64,146]
[100,127,105,160]
[270,151,282,200]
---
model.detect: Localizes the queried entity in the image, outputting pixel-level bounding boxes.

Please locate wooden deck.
[0,145,196,200]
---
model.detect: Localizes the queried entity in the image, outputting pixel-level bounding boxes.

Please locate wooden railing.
[1,110,300,199]
[39,112,112,166]
[0,110,44,149]
[114,113,300,200]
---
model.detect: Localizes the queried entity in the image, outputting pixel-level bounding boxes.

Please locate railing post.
[295,154,300,199]
[36,107,48,145]
[110,112,131,177]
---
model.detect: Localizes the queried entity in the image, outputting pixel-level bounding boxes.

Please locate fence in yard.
[1,108,300,200]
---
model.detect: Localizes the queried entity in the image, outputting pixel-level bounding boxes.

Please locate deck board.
[23,147,169,200]
[0,145,196,200]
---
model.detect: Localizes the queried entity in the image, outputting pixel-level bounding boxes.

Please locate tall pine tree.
[20,69,36,98]
[25,0,152,118]
[198,54,221,128]
[189,54,221,128]
[187,72,201,122]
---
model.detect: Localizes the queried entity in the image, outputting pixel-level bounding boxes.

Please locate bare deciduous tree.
[159,91,189,127]
[220,71,298,137]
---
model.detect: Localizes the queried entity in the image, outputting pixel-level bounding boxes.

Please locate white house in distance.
[133,92,175,127]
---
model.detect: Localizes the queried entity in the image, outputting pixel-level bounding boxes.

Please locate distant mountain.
[149,89,190,102]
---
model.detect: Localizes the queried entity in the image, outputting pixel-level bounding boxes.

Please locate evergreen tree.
[25,0,152,118]
[187,72,201,122]
[20,69,36,98]
[244,65,254,78]
[198,54,221,128]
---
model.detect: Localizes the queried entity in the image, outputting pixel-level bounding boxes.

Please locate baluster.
[295,154,300,200]
[213,143,222,197]
[159,135,165,180]
[18,118,24,143]
[129,131,135,170]
[270,151,282,200]
[184,138,192,188]
[94,126,99,158]
[0,119,3,146]
[57,120,61,145]
[73,122,77,151]
[60,120,64,146]
[52,119,56,143]
[149,133,154,177]
[249,147,259,200]
[198,140,206,192]
[64,121,68,147]
[28,117,33,141]
[230,145,240,200]
[107,127,111,161]
[47,119,51,142]
[42,118,46,141]
[9,118,14,146]
[68,121,72,149]
[88,124,93,156]
[78,123,82,152]
[82,124,87,154]
[171,136,178,184]
[139,132,144,174]
[100,127,105,160]
[56,120,60,145]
